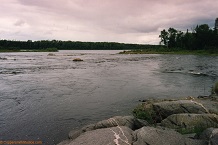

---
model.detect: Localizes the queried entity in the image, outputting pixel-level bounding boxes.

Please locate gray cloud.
[0,0,217,44]
[14,19,25,26]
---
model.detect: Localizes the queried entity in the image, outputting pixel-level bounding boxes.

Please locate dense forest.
[0,40,161,51]
[159,24,218,50]
[0,21,218,52]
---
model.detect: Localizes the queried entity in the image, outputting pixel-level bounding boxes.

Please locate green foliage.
[159,29,169,46]
[119,48,218,55]
[0,47,20,52]
[133,104,156,124]
[45,48,58,52]
[211,82,218,95]
[0,40,162,51]
[159,21,218,51]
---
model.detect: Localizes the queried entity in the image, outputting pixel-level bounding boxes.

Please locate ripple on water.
[0,51,217,144]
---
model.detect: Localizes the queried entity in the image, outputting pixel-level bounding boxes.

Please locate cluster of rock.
[58,96,218,145]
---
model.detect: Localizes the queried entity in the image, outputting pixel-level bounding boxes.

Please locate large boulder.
[198,128,218,145]
[58,126,133,145]
[59,97,218,145]
[93,116,148,130]
[68,116,148,140]
[132,126,206,145]
[133,99,213,124]
[161,114,218,133]
[152,100,209,119]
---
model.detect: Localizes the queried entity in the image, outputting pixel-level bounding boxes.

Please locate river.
[0,50,217,144]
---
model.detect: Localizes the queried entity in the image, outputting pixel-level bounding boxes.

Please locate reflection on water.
[0,50,217,144]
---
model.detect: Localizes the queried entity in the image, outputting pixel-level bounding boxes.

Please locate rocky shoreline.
[58,95,218,145]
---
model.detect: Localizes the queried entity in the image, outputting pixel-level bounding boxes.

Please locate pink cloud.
[0,0,217,44]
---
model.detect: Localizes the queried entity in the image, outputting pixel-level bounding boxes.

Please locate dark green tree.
[168,28,178,48]
[159,29,169,46]
[175,30,184,48]
[193,24,213,49]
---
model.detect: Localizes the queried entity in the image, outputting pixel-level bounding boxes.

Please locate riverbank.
[58,95,218,145]
[119,49,218,56]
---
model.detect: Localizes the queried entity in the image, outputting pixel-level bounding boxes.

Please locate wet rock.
[59,126,133,145]
[73,58,83,61]
[161,114,218,133]
[68,116,148,140]
[132,126,206,145]
[57,140,71,145]
[198,128,218,145]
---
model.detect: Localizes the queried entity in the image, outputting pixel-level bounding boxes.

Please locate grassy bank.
[119,48,218,55]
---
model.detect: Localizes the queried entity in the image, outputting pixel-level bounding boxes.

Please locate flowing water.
[0,50,217,144]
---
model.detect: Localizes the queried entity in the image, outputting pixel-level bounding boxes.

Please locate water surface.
[0,50,217,144]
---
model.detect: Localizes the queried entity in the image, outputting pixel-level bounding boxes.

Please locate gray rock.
[57,140,72,145]
[132,126,206,145]
[198,128,218,145]
[68,124,95,140]
[59,98,218,145]
[182,133,197,139]
[63,126,133,145]
[197,99,218,115]
[94,116,147,129]
[68,116,148,140]
[153,100,209,120]
[161,114,218,133]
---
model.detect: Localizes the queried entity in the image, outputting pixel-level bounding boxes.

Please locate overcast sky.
[1,0,218,44]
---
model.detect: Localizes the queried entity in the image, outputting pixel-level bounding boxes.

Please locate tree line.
[1,21,218,51]
[159,24,218,50]
[0,40,162,51]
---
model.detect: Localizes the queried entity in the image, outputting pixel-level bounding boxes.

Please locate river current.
[0,50,217,144]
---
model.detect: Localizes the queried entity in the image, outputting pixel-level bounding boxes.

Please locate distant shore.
[1,48,218,56]
[0,48,58,53]
[119,49,218,56]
